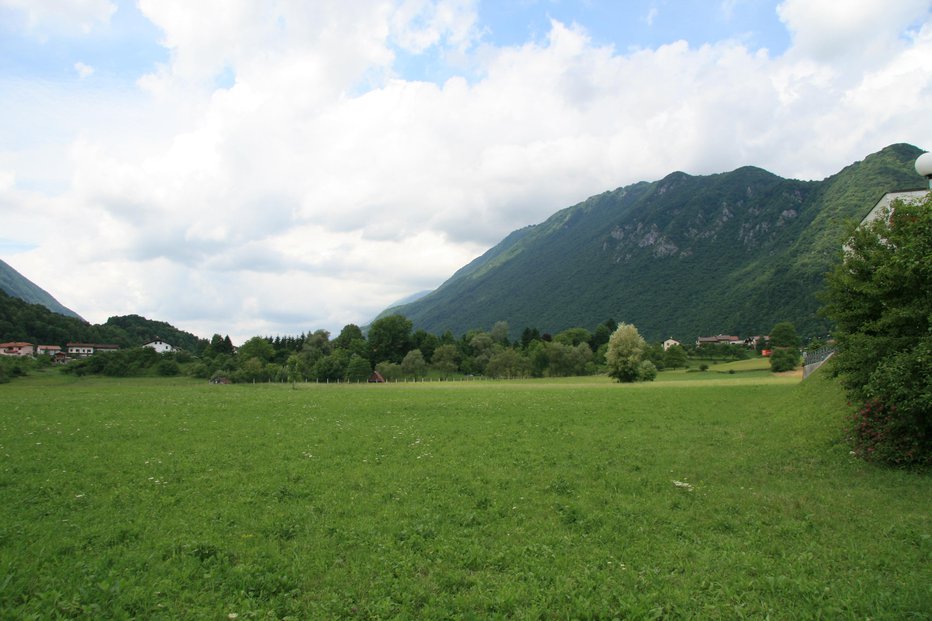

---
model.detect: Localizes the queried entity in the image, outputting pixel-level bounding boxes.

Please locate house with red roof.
[0,342,34,357]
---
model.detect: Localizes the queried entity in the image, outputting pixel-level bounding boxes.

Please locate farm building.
[66,343,120,357]
[0,342,34,357]
[695,335,742,347]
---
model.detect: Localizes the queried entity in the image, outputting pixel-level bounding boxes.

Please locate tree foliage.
[769,322,800,348]
[663,344,688,369]
[769,348,800,372]
[367,315,413,364]
[821,196,931,465]
[605,323,653,383]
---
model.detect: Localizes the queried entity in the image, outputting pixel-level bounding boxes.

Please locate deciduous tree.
[605,323,653,382]
[368,315,413,364]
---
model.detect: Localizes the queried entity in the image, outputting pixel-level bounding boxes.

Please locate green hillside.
[0,259,84,320]
[386,144,926,341]
[0,290,204,351]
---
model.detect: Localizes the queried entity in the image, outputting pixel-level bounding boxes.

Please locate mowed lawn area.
[0,372,928,619]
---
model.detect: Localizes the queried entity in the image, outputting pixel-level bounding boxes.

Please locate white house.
[856,153,931,228]
[662,338,681,351]
[67,343,119,357]
[144,339,174,353]
[0,342,34,357]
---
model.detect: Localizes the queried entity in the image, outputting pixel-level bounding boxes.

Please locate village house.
[143,339,174,353]
[36,345,62,356]
[695,334,742,348]
[66,343,120,357]
[662,338,681,351]
[0,342,34,357]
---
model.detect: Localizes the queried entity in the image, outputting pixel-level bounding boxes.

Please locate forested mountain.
[383,144,926,341]
[0,290,205,351]
[0,259,84,320]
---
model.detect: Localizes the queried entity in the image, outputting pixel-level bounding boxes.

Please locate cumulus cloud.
[1,0,931,342]
[778,0,929,63]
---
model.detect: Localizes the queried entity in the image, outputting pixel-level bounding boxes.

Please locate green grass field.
[0,371,928,619]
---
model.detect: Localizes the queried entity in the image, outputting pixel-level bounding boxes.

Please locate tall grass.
[0,372,928,619]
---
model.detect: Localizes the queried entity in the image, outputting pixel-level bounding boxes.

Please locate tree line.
[178,317,788,385]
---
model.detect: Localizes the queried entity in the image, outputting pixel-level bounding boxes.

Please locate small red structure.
[761,349,772,357]
[368,371,385,383]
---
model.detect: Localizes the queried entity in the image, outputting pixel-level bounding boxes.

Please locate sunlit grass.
[0,371,927,619]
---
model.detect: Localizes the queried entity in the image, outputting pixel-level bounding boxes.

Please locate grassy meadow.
[0,371,928,619]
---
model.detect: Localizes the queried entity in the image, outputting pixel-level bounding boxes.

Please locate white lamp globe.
[916,151,932,178]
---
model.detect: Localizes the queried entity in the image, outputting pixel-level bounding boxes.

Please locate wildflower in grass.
[672,480,694,491]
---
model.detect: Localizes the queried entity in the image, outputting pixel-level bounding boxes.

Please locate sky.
[1,0,930,344]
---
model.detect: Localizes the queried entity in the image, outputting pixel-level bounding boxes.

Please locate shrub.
[821,196,931,465]
[848,399,929,466]
[157,359,181,376]
[769,348,800,372]
[636,360,658,382]
[857,343,931,466]
[188,362,210,379]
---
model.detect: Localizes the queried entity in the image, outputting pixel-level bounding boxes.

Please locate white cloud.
[74,62,94,78]
[645,7,658,26]
[391,0,480,53]
[777,0,930,63]
[0,170,14,192]
[1,1,931,342]
[0,0,115,36]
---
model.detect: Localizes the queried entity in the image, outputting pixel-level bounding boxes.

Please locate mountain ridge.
[382,143,926,341]
[0,259,84,321]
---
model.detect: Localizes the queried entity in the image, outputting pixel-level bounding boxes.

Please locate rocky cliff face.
[384,144,926,341]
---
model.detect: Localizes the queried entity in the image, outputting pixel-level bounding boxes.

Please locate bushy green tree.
[238,336,275,363]
[375,361,401,381]
[490,321,510,345]
[333,324,364,350]
[314,350,349,382]
[368,315,413,364]
[769,348,800,372]
[412,330,439,362]
[430,344,459,378]
[663,344,688,369]
[605,323,653,382]
[554,327,591,348]
[544,341,592,377]
[821,196,931,465]
[345,354,372,382]
[769,322,800,348]
[486,348,529,378]
[401,349,427,378]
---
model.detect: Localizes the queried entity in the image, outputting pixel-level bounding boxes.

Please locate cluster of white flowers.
[672,480,694,491]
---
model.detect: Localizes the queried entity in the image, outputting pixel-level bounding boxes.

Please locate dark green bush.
[769,348,800,372]
[157,359,181,376]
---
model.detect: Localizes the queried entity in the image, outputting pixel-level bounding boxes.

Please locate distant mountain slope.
[386,144,926,341]
[0,289,205,350]
[0,259,85,321]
